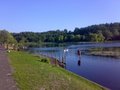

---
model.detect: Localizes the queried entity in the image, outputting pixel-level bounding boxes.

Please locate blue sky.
[0,0,120,32]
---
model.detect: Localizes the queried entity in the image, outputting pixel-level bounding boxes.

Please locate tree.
[58,35,64,42]
[97,33,105,42]
[63,29,68,33]
[67,34,74,42]
[74,35,81,42]
[0,30,17,49]
[0,30,17,44]
[0,30,9,44]
[88,33,105,42]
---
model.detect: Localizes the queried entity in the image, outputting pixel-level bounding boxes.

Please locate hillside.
[12,23,120,45]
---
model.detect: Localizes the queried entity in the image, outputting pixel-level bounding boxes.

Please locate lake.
[29,42,120,90]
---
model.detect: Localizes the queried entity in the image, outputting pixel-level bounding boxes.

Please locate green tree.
[74,35,81,42]
[0,30,17,49]
[58,35,64,42]
[97,33,105,42]
[0,30,17,44]
[89,33,105,42]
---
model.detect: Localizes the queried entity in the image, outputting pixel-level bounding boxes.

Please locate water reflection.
[77,49,81,66]
[78,60,81,66]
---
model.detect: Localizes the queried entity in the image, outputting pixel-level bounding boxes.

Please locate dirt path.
[0,46,18,90]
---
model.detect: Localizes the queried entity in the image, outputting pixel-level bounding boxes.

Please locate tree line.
[12,23,120,43]
[0,22,120,48]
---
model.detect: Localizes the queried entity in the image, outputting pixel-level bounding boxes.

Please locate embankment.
[8,51,108,90]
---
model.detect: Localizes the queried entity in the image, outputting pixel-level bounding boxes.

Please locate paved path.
[0,46,17,90]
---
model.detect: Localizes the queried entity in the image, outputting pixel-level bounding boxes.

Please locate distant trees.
[74,23,120,41]
[88,33,105,42]
[0,22,120,48]
[10,22,120,47]
[58,35,64,42]
[74,35,81,42]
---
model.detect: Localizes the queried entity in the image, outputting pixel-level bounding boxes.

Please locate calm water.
[29,42,120,90]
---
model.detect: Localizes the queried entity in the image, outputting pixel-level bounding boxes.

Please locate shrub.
[40,58,50,64]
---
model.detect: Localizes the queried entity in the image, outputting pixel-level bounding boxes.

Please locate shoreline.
[85,51,120,59]
[33,53,109,90]
[9,51,108,90]
[33,53,66,68]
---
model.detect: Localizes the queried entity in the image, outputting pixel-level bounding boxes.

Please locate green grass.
[8,51,107,90]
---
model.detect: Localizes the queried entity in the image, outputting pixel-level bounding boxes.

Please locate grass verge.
[8,51,107,90]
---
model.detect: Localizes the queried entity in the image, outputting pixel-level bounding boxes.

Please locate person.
[77,49,81,56]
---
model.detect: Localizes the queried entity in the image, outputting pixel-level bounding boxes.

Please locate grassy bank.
[8,51,107,90]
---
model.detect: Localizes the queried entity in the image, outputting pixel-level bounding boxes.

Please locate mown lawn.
[8,51,107,90]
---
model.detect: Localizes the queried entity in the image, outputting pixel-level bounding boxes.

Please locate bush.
[40,58,50,64]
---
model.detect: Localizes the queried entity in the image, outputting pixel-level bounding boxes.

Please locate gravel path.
[0,46,18,90]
